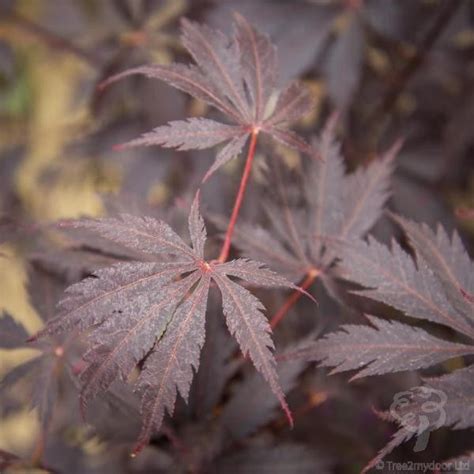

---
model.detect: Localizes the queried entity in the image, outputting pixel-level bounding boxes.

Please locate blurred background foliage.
[0,0,473,471]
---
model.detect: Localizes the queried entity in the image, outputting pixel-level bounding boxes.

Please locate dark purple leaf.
[33,198,293,453]
[0,313,28,349]
[133,275,211,454]
[234,12,277,121]
[101,16,314,180]
[309,315,474,379]
[338,236,474,339]
[392,215,474,322]
[115,118,244,152]
[203,133,249,182]
[180,18,250,122]
[212,272,293,425]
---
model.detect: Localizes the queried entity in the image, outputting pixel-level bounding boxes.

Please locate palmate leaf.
[312,219,474,378]
[308,118,399,255]
[225,116,397,281]
[101,14,316,181]
[310,219,474,469]
[31,194,298,454]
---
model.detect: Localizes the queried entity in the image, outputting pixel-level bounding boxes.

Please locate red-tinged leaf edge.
[281,399,294,429]
[293,284,318,305]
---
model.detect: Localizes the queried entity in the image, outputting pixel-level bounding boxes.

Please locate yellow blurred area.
[0,0,189,460]
[14,49,103,221]
[0,409,40,460]
[0,246,42,456]
[0,247,42,334]
[0,3,112,460]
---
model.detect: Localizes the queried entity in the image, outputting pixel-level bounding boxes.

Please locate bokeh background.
[0,0,473,471]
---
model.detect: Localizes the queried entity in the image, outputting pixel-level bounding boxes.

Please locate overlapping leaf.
[307,218,474,470]
[31,194,299,454]
[224,116,397,281]
[393,215,474,323]
[309,220,474,379]
[336,236,474,338]
[101,14,316,180]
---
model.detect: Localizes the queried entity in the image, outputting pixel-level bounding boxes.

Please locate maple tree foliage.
[101,13,316,181]
[1,3,473,472]
[300,215,474,470]
[31,193,300,454]
[225,115,398,284]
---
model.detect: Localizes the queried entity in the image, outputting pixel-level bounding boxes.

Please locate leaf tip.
[348,373,362,383]
[131,440,146,458]
[202,168,213,183]
[284,403,294,429]
[295,282,318,305]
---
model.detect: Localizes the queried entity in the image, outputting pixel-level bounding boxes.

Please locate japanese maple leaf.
[296,217,474,471]
[30,194,300,454]
[100,13,316,181]
[221,115,398,286]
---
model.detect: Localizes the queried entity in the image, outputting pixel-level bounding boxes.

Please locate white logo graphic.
[389,386,447,452]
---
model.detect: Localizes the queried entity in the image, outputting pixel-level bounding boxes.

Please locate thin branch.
[270,269,319,329]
